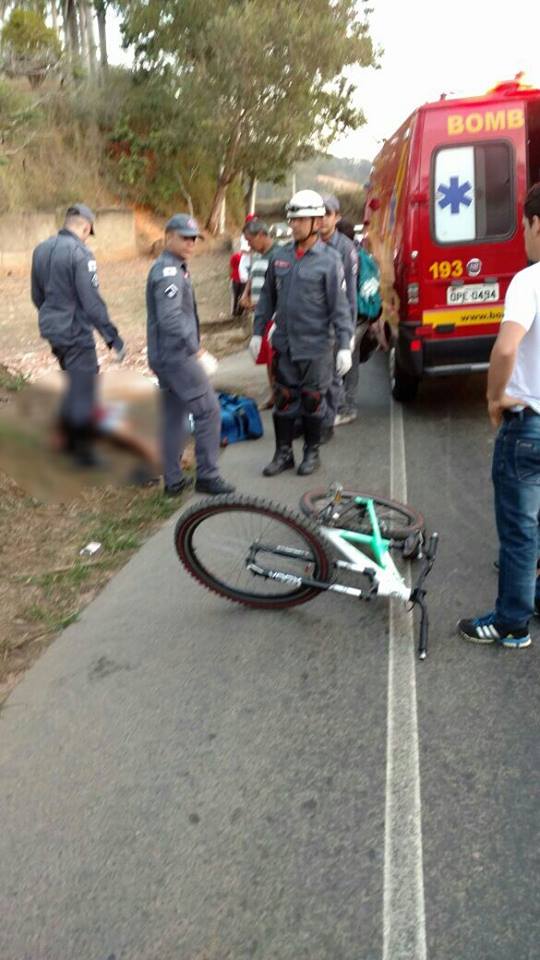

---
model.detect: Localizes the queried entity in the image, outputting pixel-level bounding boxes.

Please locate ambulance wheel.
[390,348,419,402]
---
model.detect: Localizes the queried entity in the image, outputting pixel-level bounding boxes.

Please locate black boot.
[297,416,321,476]
[70,426,105,469]
[263,415,295,477]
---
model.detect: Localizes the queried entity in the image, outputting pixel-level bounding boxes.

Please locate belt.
[503,407,540,421]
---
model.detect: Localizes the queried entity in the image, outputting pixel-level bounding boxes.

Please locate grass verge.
[0,364,28,393]
[0,476,187,704]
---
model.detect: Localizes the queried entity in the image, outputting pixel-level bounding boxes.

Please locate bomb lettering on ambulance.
[447,108,524,136]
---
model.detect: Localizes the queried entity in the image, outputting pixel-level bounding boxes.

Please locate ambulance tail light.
[407,282,419,305]
[410,339,422,353]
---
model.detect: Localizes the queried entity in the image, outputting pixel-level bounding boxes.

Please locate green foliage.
[118,0,378,230]
[0,364,28,391]
[0,0,377,226]
[1,9,61,87]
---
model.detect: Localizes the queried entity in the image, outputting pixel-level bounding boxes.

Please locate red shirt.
[230,251,242,282]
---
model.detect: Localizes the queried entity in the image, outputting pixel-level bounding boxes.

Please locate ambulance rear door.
[418,99,526,345]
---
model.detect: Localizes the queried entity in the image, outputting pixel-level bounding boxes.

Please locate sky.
[107,1,540,164]
[332,0,540,160]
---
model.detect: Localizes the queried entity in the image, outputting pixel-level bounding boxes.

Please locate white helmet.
[285,189,325,218]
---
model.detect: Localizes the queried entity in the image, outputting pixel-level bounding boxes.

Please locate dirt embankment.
[1,237,247,383]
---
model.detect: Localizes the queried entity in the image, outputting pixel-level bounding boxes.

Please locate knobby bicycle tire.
[299,488,424,541]
[174,494,332,609]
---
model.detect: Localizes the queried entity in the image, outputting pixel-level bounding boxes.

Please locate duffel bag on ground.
[218,392,264,445]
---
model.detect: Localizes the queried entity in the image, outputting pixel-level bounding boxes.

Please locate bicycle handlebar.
[410,532,439,660]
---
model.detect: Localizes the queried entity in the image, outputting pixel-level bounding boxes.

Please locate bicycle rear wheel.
[299,488,424,541]
[174,495,332,609]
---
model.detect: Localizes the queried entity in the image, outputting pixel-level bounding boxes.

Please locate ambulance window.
[433,142,513,244]
[475,143,512,238]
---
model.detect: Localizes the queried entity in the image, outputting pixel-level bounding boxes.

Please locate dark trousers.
[231,281,246,317]
[324,369,344,427]
[493,414,540,625]
[273,349,333,422]
[158,373,221,487]
[52,344,98,430]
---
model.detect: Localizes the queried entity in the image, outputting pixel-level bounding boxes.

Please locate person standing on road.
[146,214,235,497]
[319,195,359,439]
[459,183,540,649]
[229,233,251,317]
[240,219,279,409]
[250,189,354,477]
[31,203,125,467]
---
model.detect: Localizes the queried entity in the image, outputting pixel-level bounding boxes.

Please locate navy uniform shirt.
[146,250,201,372]
[31,228,121,351]
[326,229,358,324]
[254,239,354,361]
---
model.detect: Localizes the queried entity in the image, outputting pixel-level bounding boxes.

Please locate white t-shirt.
[503,261,540,413]
[238,252,251,284]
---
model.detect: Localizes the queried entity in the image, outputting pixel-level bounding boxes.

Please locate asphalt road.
[1,352,538,960]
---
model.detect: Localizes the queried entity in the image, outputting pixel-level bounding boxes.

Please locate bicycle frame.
[247,498,409,603]
[320,527,411,602]
[245,495,438,658]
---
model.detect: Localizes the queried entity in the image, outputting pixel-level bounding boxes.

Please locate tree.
[119,0,377,233]
[1,7,61,86]
[93,0,108,73]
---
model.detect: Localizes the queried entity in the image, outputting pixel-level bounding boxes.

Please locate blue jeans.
[492,413,540,625]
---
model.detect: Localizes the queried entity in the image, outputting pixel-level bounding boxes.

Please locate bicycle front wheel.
[299,488,424,541]
[174,495,332,609]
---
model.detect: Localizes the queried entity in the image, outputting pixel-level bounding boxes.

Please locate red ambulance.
[364,76,540,400]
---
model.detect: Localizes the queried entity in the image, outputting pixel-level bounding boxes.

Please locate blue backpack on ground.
[357,247,382,320]
[218,392,264,445]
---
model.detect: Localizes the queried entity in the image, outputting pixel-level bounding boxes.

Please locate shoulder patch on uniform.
[87,259,97,272]
[164,283,179,299]
[274,259,291,269]
[163,266,177,277]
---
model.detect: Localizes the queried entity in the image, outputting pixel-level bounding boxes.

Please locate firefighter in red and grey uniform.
[250,189,354,477]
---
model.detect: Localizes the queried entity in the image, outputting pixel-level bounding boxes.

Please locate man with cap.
[146,213,235,497]
[250,189,354,477]
[319,194,359,438]
[31,203,125,467]
[240,218,279,408]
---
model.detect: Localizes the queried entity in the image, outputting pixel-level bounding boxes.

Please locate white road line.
[383,397,427,960]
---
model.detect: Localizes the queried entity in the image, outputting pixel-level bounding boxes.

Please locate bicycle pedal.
[327,482,343,502]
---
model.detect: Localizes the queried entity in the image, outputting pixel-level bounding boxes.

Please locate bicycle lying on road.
[174,485,439,659]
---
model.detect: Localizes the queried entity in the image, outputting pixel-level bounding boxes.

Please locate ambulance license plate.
[447,283,499,305]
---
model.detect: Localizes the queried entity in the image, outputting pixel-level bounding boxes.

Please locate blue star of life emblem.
[437,177,473,214]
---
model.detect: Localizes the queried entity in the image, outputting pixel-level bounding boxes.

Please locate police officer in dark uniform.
[250,190,354,477]
[320,194,359,437]
[31,203,125,466]
[146,213,234,496]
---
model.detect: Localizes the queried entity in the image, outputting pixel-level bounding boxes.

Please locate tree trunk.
[96,4,108,74]
[50,0,59,36]
[78,1,90,72]
[205,120,244,235]
[176,171,194,217]
[63,0,80,61]
[244,174,257,215]
[206,177,230,236]
[84,1,97,77]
